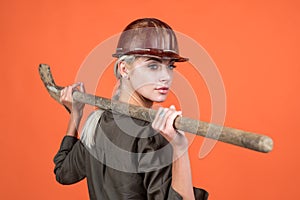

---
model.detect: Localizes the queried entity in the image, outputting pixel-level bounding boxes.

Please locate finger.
[169,105,175,110]
[79,82,85,93]
[60,88,65,99]
[71,82,81,88]
[152,107,170,130]
[66,82,80,95]
[176,130,185,136]
[65,83,81,96]
[65,86,74,102]
[159,107,167,118]
[162,105,179,130]
[157,109,174,132]
[60,87,70,102]
[165,110,181,133]
[152,107,164,130]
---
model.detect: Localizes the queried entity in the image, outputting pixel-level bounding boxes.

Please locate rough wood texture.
[39,64,273,153]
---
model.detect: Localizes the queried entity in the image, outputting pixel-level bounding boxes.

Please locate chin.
[152,96,167,103]
[144,97,166,103]
[139,92,168,103]
[153,100,165,103]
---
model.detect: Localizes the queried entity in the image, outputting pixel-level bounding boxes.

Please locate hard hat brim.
[112,48,189,62]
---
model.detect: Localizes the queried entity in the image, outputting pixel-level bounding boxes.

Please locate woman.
[54,18,208,200]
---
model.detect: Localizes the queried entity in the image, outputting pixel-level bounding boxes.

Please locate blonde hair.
[113,55,137,100]
[113,55,136,79]
[81,55,137,147]
[80,109,104,148]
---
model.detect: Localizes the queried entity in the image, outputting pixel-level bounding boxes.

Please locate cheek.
[136,85,167,102]
[130,72,158,90]
[135,85,153,96]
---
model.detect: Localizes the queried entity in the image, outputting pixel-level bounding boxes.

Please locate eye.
[148,64,159,70]
[168,64,176,70]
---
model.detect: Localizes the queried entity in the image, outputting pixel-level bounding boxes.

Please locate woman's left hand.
[152,105,188,153]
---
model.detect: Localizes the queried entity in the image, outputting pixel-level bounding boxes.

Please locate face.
[128,57,176,103]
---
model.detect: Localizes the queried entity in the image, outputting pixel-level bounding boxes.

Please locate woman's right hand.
[60,82,85,118]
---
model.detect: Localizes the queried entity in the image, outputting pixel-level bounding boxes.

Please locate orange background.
[1,0,299,199]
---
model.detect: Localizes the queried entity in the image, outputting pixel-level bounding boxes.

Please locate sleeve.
[53,136,87,185]
[193,187,209,200]
[138,130,209,200]
[168,186,209,200]
[143,166,209,200]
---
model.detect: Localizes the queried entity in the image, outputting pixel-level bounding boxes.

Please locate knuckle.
[151,124,157,130]
[159,128,165,133]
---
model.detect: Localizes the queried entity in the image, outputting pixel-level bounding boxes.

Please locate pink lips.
[155,87,169,94]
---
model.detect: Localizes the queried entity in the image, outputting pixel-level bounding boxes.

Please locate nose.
[159,65,172,83]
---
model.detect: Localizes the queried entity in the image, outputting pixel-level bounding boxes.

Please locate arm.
[171,145,194,200]
[53,136,86,184]
[60,82,85,137]
[152,105,195,200]
[53,82,87,184]
[142,159,208,200]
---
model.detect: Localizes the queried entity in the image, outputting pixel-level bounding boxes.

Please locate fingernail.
[159,108,166,117]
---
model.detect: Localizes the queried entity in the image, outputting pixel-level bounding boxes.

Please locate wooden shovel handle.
[39,64,273,153]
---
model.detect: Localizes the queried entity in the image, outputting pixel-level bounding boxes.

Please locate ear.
[118,61,129,78]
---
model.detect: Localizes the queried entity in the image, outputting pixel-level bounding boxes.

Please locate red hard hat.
[112,18,188,62]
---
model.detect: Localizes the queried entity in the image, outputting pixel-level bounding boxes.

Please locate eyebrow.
[144,57,176,65]
[144,57,163,63]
